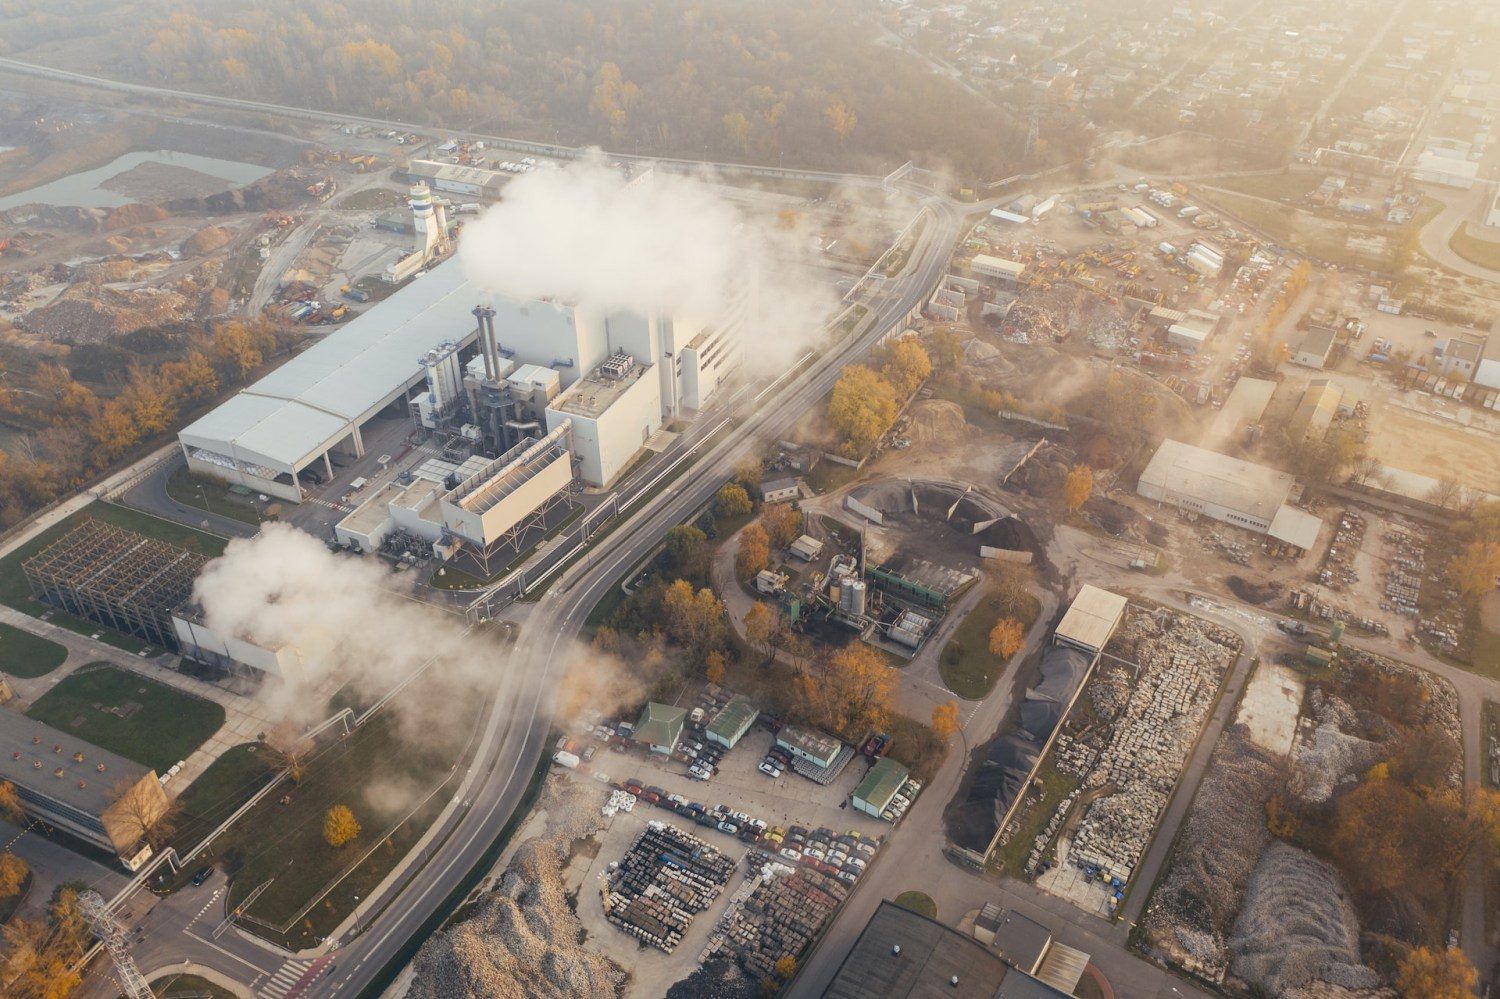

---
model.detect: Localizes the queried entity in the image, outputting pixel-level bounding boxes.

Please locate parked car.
[779,848,802,861]
[190,866,213,887]
[717,820,739,835]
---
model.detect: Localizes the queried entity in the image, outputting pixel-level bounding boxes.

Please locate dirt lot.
[1363,398,1500,496]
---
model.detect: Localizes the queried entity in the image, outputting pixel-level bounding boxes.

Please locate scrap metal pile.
[1062,610,1239,884]
[701,860,850,982]
[602,822,735,953]
[1318,510,1365,591]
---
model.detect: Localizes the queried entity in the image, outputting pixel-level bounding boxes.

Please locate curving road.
[92,193,971,999]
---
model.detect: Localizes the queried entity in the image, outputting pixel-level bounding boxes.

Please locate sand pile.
[182,224,235,256]
[22,284,188,342]
[906,399,968,446]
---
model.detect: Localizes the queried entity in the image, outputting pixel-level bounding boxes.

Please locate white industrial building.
[1053,585,1127,655]
[1413,150,1480,189]
[172,612,308,683]
[970,254,1027,284]
[405,159,509,199]
[181,252,745,500]
[1138,439,1323,554]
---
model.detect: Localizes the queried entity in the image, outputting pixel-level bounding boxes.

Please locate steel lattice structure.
[78,890,153,999]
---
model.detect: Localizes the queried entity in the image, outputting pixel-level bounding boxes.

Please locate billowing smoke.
[459,155,839,374]
[192,524,478,727]
[192,523,649,736]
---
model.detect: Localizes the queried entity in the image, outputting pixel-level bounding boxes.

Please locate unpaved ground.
[1363,399,1500,495]
[1235,662,1304,757]
[100,160,245,201]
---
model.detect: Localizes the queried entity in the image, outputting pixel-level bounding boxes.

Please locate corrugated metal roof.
[1268,504,1323,551]
[179,258,482,469]
[853,757,908,811]
[1139,439,1294,523]
[706,696,758,741]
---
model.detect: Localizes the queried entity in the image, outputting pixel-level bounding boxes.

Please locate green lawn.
[203,695,485,949]
[893,891,937,918]
[172,743,280,849]
[164,464,268,526]
[25,664,224,772]
[0,623,68,678]
[939,591,1041,700]
[150,974,239,999]
[990,757,1079,875]
[0,501,228,650]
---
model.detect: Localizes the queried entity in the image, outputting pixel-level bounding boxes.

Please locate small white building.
[1053,585,1127,655]
[970,254,1027,284]
[761,477,800,503]
[788,535,825,561]
[1291,328,1337,369]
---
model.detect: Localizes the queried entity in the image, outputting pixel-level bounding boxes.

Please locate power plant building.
[546,352,661,487]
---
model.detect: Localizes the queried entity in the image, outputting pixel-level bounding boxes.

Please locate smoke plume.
[459,155,839,374]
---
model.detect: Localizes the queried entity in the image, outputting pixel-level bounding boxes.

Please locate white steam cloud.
[459,156,838,374]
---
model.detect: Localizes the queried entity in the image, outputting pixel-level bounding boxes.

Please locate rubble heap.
[1228,842,1380,995]
[406,837,625,999]
[1065,609,1239,882]
[1139,729,1281,983]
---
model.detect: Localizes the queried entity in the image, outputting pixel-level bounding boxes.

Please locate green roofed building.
[852,757,910,818]
[635,702,686,754]
[706,695,759,749]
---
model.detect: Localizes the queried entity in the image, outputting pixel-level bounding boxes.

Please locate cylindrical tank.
[847,580,867,616]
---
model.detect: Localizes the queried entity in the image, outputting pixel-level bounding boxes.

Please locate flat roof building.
[823,900,1070,999]
[1053,585,1127,654]
[776,725,842,769]
[1138,439,1323,554]
[405,159,509,198]
[1290,378,1343,440]
[970,254,1027,283]
[761,477,800,503]
[1292,327,1337,369]
[545,352,661,487]
[1209,377,1277,442]
[0,709,168,869]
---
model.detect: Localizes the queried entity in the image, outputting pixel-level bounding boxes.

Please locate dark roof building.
[0,708,168,869]
[823,900,1012,999]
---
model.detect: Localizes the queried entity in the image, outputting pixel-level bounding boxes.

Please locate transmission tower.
[78,890,153,999]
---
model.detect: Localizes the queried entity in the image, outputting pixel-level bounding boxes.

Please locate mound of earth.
[906,399,968,446]
[22,284,189,342]
[182,224,235,256]
[102,203,169,230]
[73,257,142,284]
[1229,842,1380,996]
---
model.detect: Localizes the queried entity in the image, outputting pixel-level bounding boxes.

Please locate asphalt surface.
[71,189,969,999]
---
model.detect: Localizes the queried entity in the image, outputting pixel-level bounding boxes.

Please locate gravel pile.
[406,777,624,999]
[1228,842,1380,996]
[1140,730,1281,982]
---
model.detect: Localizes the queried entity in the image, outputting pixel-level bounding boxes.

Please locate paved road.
[70,190,970,998]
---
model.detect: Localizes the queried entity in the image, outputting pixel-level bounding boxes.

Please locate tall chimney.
[472,306,495,380]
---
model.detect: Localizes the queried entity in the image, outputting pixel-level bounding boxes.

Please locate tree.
[734,456,763,489]
[1397,946,1477,999]
[323,805,361,848]
[737,523,770,579]
[0,853,27,900]
[988,618,1025,659]
[762,503,802,548]
[704,651,727,686]
[990,564,1034,620]
[109,778,176,851]
[799,643,895,737]
[663,579,727,653]
[877,339,932,398]
[0,782,21,825]
[827,364,899,456]
[774,955,798,980]
[824,99,857,142]
[931,700,960,741]
[1450,540,1500,603]
[715,482,752,518]
[1063,464,1093,512]
[931,329,964,371]
[663,525,709,581]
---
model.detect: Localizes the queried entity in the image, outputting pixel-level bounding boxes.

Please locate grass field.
[171,743,280,849]
[939,591,1041,700]
[1204,171,1324,203]
[990,757,1079,875]
[0,501,228,650]
[0,622,68,678]
[1449,223,1500,273]
[893,890,936,918]
[25,664,224,772]
[209,694,485,949]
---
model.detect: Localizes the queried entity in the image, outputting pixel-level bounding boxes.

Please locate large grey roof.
[1139,439,1294,523]
[0,707,153,816]
[824,900,1012,999]
[179,258,481,469]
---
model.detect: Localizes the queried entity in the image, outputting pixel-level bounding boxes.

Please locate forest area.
[0,0,1027,180]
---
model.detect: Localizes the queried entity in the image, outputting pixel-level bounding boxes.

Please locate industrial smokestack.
[472,305,495,380]
[482,307,500,380]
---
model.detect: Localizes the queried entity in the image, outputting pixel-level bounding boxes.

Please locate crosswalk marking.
[260,956,332,999]
[183,888,222,931]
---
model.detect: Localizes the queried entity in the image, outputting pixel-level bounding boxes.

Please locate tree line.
[5,0,1030,181]
[0,319,298,529]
